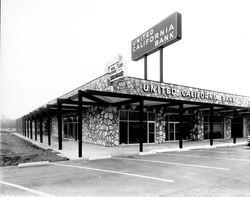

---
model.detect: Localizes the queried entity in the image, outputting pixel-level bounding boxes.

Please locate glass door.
[148,122,155,143]
[167,122,179,141]
[169,122,175,140]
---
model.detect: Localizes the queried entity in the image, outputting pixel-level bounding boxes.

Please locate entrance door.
[167,122,179,141]
[148,122,155,143]
[232,117,243,138]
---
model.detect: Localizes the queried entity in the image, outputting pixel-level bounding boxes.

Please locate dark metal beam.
[48,103,98,110]
[34,117,37,141]
[209,106,214,146]
[78,90,83,157]
[30,119,33,139]
[23,117,26,137]
[57,99,63,150]
[179,103,183,149]
[232,109,237,144]
[60,99,78,105]
[184,104,212,111]
[113,98,140,106]
[39,116,43,143]
[86,90,141,100]
[139,99,144,152]
[153,102,179,108]
[47,111,51,146]
[81,91,109,105]
[27,120,29,138]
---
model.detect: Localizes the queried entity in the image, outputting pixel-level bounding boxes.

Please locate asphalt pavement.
[1,145,250,197]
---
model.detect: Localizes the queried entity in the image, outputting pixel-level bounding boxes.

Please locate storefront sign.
[105,55,127,82]
[142,83,235,103]
[131,12,182,61]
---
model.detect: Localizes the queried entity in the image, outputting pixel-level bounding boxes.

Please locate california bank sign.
[131,12,182,61]
[142,83,235,103]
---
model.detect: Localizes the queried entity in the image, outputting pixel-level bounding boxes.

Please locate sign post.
[160,47,163,82]
[144,55,147,80]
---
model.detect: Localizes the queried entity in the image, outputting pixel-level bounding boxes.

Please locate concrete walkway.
[14,133,248,160]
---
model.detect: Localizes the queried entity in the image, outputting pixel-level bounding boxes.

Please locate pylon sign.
[131,12,182,61]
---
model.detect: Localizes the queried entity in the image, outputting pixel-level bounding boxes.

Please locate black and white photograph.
[1,0,250,196]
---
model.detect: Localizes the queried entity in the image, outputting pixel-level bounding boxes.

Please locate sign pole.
[160,47,163,83]
[144,55,147,80]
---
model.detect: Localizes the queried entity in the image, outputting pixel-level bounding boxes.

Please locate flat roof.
[24,74,250,118]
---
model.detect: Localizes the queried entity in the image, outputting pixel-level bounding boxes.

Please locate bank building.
[16,12,250,157]
[15,54,250,157]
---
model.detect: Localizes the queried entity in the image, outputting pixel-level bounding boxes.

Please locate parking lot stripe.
[52,163,174,183]
[196,149,249,156]
[161,153,250,162]
[0,180,55,197]
[113,157,231,171]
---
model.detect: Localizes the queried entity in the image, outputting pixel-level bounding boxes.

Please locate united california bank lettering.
[132,24,175,53]
[142,83,235,103]
[131,12,182,61]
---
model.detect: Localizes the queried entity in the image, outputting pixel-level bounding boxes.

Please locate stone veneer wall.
[245,116,250,136]
[51,116,58,137]
[40,117,57,136]
[190,111,204,140]
[224,116,231,139]
[155,108,166,143]
[42,118,48,134]
[49,75,250,108]
[82,106,119,147]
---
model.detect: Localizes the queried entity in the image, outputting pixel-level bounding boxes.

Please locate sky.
[1,0,250,119]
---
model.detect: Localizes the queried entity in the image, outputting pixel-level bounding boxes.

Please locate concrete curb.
[140,142,248,155]
[138,151,156,156]
[18,161,50,168]
[88,155,111,161]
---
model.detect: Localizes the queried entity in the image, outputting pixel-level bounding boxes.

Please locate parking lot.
[1,145,250,197]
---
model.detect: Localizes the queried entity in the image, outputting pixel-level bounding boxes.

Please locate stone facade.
[190,111,204,140]
[155,108,165,143]
[224,116,232,139]
[82,106,119,147]
[245,116,250,136]
[51,116,58,137]
[48,75,250,108]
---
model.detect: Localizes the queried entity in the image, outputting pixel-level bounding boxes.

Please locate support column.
[78,90,83,157]
[75,117,77,141]
[232,110,237,144]
[210,106,214,146]
[40,116,43,143]
[30,118,33,139]
[144,55,147,80]
[160,47,163,83]
[139,99,144,152]
[27,119,29,138]
[57,99,62,150]
[34,117,37,141]
[23,117,26,136]
[47,111,51,146]
[21,117,24,136]
[179,103,183,149]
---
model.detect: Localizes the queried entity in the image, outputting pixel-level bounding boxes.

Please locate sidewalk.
[14,133,248,160]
